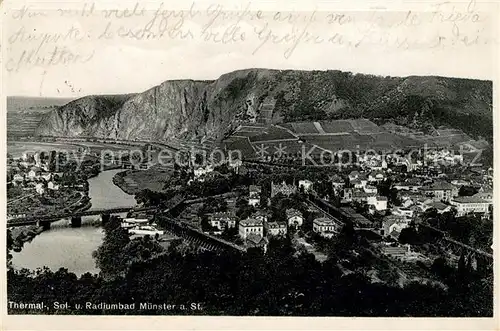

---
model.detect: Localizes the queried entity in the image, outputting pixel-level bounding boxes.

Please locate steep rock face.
[35,95,134,137]
[35,69,493,142]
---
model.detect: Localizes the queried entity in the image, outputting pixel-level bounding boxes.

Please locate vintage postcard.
[1,0,498,329]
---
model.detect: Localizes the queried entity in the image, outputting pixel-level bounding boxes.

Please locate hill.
[32,69,493,144]
[7,96,77,137]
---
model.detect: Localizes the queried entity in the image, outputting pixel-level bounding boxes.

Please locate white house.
[239,218,264,240]
[47,181,60,190]
[368,171,385,182]
[252,210,270,223]
[264,221,287,237]
[28,167,42,179]
[35,182,45,195]
[298,179,313,192]
[13,174,24,182]
[392,207,414,219]
[450,196,490,217]
[210,212,237,230]
[248,185,261,206]
[193,165,214,180]
[363,185,378,194]
[381,215,410,239]
[367,196,388,211]
[40,173,52,181]
[286,208,303,228]
[348,171,361,181]
[228,158,242,171]
[329,174,345,189]
[313,217,339,238]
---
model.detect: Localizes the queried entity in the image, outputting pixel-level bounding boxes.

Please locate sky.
[3,0,499,98]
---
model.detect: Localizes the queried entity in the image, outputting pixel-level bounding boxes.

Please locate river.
[11,169,136,276]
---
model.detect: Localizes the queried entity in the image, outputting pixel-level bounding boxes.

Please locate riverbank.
[113,167,173,195]
[9,225,45,252]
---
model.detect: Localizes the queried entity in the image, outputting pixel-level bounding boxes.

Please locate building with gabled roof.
[286,208,303,228]
[239,217,263,239]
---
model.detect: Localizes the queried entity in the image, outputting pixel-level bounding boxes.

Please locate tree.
[458,186,478,197]
[398,226,418,245]
[92,216,130,278]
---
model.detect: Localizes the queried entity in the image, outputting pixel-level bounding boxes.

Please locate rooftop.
[266,221,287,229]
[240,218,263,227]
[428,201,449,210]
[286,208,302,218]
[249,185,261,192]
[452,196,489,204]
[424,181,455,191]
[313,217,337,226]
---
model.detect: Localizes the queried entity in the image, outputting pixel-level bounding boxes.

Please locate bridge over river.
[7,194,186,228]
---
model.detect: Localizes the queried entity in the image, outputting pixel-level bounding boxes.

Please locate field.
[289,122,320,134]
[249,126,297,142]
[319,120,354,134]
[222,119,423,158]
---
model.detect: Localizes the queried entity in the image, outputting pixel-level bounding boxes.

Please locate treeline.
[7,217,493,316]
[269,71,492,141]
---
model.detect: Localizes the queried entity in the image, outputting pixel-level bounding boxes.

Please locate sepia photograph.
[2,0,498,328]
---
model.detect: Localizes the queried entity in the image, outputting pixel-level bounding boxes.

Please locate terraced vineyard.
[7,96,74,137]
[222,118,487,161]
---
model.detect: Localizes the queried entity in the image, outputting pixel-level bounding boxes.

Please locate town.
[7,125,494,289]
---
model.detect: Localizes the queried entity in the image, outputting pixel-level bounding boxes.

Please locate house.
[313,217,339,238]
[368,171,385,182]
[473,191,493,203]
[358,174,368,187]
[298,179,313,192]
[380,244,411,258]
[353,189,373,203]
[363,185,377,194]
[228,158,242,173]
[401,199,414,208]
[451,179,470,187]
[381,215,410,239]
[367,196,388,211]
[35,182,45,195]
[450,196,491,217]
[28,166,42,179]
[271,181,297,197]
[264,221,287,237]
[286,208,303,228]
[210,212,236,230]
[392,207,414,219]
[348,171,361,181]
[352,179,364,189]
[422,182,457,202]
[194,165,214,180]
[394,178,422,192]
[47,181,60,190]
[426,201,452,214]
[252,210,270,223]
[209,215,222,230]
[13,174,24,182]
[245,233,269,252]
[329,174,345,189]
[343,188,353,202]
[40,173,52,181]
[239,218,264,240]
[248,185,261,206]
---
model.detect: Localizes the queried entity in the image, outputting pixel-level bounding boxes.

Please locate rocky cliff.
[35,69,493,142]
